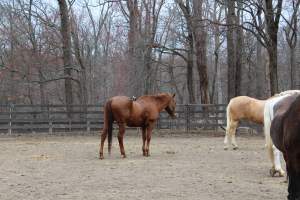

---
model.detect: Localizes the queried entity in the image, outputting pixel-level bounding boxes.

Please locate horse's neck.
[154,96,170,111]
[137,95,169,111]
[256,99,266,107]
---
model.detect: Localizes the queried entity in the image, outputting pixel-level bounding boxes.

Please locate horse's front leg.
[117,123,126,158]
[142,127,147,156]
[266,140,285,177]
[265,117,285,177]
[272,145,285,177]
[145,122,155,157]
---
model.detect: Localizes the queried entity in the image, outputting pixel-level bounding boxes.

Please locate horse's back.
[228,96,265,123]
[108,96,148,126]
[109,96,132,120]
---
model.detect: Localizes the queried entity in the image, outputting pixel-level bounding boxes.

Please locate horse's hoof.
[269,168,276,177]
[99,156,104,160]
[224,146,228,150]
[121,154,126,159]
[233,146,238,150]
[269,168,285,177]
[278,170,285,177]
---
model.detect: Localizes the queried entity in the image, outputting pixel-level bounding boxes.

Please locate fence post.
[8,104,13,135]
[185,104,190,132]
[214,105,218,131]
[48,105,53,134]
[87,121,90,133]
[49,121,53,134]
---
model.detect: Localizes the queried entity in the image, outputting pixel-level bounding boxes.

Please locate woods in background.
[0,0,299,105]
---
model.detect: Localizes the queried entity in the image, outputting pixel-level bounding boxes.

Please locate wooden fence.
[0,104,261,134]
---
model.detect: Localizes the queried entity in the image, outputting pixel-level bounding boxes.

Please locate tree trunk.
[71,11,88,106]
[235,1,243,96]
[226,0,236,101]
[176,0,196,104]
[127,0,141,96]
[267,46,278,95]
[187,38,196,104]
[264,0,282,95]
[290,47,296,89]
[58,0,74,117]
[192,0,209,104]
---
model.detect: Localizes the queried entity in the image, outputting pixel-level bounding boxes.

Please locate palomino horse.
[224,90,300,150]
[223,96,266,150]
[99,93,176,159]
[270,94,300,199]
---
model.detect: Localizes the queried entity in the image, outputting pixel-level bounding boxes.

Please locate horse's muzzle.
[171,113,178,119]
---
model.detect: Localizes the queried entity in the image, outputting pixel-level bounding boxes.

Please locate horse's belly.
[126,119,144,127]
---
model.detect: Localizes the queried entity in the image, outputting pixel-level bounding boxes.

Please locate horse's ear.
[172,93,176,98]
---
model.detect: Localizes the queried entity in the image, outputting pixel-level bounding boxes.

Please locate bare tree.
[225,0,237,100]
[192,0,209,104]
[176,0,196,103]
[57,0,74,115]
[283,0,300,89]
[264,0,283,95]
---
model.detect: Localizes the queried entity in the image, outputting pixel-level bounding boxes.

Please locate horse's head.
[165,93,177,118]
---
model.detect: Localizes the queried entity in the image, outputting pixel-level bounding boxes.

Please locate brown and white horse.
[270,94,300,199]
[264,91,300,177]
[99,93,176,159]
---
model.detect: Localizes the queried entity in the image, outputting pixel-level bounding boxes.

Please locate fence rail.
[0,104,261,134]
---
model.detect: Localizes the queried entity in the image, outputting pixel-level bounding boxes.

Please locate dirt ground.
[0,132,287,200]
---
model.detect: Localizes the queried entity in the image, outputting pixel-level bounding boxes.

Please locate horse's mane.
[138,93,171,101]
[273,90,300,97]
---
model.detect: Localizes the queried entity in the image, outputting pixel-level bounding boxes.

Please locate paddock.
[0,131,286,200]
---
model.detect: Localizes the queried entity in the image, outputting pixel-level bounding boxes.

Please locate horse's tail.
[226,102,232,133]
[104,99,114,154]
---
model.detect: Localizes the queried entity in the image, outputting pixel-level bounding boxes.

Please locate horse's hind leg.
[273,145,285,177]
[99,128,107,159]
[142,127,147,156]
[224,131,229,150]
[117,123,126,158]
[224,120,238,150]
[231,122,239,150]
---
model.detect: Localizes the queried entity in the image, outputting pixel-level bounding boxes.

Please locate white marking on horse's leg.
[266,143,276,176]
[224,130,229,150]
[229,121,238,150]
[273,145,285,177]
[263,109,277,176]
[224,134,229,150]
[231,134,238,150]
[224,105,231,150]
[265,130,277,176]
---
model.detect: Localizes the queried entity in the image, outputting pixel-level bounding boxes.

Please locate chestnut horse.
[99,93,176,159]
[223,96,266,150]
[270,94,300,199]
